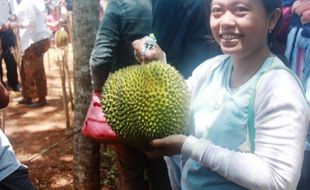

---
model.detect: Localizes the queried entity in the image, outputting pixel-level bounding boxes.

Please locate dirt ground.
[3,44,121,190]
[2,45,89,190]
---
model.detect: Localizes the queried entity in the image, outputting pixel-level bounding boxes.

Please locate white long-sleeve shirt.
[181,55,310,190]
[14,0,50,52]
[0,0,14,25]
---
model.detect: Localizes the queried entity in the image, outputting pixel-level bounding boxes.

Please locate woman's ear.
[268,8,282,31]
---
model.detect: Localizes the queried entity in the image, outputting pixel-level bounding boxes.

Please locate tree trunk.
[72,0,100,189]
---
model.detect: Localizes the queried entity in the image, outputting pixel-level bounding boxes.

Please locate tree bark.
[72,0,100,189]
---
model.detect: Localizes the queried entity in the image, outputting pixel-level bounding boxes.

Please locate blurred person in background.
[4,0,51,108]
[285,0,310,189]
[0,0,21,92]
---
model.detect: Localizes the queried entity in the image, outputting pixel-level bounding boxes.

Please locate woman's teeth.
[221,34,240,40]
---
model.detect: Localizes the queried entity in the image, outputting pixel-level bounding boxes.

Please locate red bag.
[81,93,123,144]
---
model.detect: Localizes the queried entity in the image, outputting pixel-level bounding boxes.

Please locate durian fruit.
[55,27,68,47]
[102,61,190,147]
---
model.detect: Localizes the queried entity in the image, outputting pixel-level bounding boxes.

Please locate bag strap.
[248,86,256,152]
[247,64,305,152]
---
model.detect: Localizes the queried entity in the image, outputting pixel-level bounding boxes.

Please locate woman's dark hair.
[261,0,282,15]
[261,0,290,65]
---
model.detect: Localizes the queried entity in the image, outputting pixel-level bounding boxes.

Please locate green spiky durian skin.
[102,61,190,147]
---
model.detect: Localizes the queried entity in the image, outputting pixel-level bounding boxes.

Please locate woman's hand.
[132,36,166,64]
[142,134,187,158]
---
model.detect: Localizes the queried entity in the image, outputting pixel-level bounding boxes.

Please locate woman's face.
[210,0,278,57]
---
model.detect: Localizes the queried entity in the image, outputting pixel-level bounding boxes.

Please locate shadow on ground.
[10,128,73,190]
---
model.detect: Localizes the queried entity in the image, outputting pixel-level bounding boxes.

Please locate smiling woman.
[131,0,310,189]
[209,0,281,88]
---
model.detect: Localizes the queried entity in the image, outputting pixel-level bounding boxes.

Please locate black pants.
[298,150,310,190]
[0,29,19,88]
[0,165,35,190]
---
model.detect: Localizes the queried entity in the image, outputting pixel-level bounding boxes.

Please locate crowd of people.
[0,0,309,189]
[0,0,72,108]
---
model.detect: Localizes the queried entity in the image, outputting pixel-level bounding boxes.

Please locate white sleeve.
[182,70,310,190]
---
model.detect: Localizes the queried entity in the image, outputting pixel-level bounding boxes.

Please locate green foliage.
[102,61,190,147]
